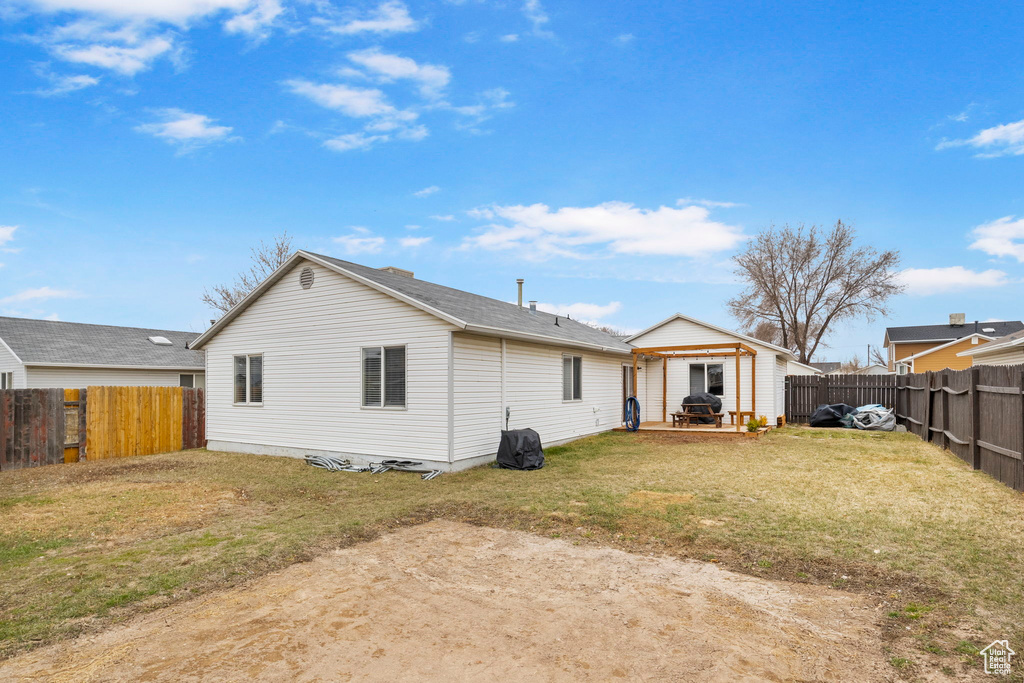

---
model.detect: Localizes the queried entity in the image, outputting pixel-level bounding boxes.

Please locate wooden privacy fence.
[785,374,897,423]
[896,366,1024,492]
[0,386,204,471]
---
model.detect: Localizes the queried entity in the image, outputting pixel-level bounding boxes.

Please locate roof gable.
[625,313,795,358]
[191,251,633,355]
[0,316,204,369]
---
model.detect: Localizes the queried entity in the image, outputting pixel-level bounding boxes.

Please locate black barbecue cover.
[683,392,723,424]
[809,403,856,428]
[496,429,545,470]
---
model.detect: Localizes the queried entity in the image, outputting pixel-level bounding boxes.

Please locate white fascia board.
[463,324,632,356]
[24,363,204,371]
[901,334,994,362]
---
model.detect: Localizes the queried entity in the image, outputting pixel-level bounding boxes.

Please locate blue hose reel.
[624,396,641,432]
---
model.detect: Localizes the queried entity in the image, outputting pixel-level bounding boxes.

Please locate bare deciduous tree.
[728,221,902,364]
[202,232,293,315]
[869,345,887,367]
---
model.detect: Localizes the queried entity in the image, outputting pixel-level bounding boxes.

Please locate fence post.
[923,371,933,442]
[817,374,828,407]
[940,371,950,451]
[969,367,980,470]
[77,387,87,461]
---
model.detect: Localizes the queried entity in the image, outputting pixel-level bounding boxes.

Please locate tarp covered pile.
[810,403,896,431]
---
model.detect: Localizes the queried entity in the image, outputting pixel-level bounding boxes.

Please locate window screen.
[233,355,247,403]
[689,363,706,395]
[362,347,382,406]
[384,346,406,407]
[563,355,582,400]
[562,356,573,400]
[249,355,263,403]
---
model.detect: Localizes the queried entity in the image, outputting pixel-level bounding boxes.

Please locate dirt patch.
[3,481,244,543]
[621,489,694,511]
[0,521,888,681]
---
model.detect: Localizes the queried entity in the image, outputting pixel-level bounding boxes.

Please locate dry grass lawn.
[1,426,1022,679]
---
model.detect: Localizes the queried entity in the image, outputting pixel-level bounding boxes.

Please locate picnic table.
[671,404,724,428]
[728,410,756,426]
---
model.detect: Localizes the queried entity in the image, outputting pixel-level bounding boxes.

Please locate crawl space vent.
[300,267,314,290]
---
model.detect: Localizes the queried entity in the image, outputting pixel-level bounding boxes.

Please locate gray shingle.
[885,321,1024,343]
[309,253,633,353]
[0,316,204,368]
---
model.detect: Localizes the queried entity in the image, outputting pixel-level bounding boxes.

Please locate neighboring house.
[787,360,822,376]
[0,316,205,390]
[884,314,1024,374]
[189,251,793,472]
[850,363,892,375]
[957,330,1024,367]
[809,361,841,374]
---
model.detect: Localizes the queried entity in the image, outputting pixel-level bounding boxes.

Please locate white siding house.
[625,314,794,426]
[957,330,1024,367]
[0,317,205,389]
[787,360,822,376]
[191,251,635,471]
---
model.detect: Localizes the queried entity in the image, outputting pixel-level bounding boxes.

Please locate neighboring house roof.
[957,329,1024,358]
[191,251,633,355]
[809,362,841,373]
[622,313,796,359]
[787,360,822,374]
[850,364,891,375]
[901,334,993,364]
[884,320,1024,344]
[0,316,205,369]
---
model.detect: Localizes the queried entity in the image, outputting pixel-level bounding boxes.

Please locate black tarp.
[682,392,723,424]
[809,403,857,428]
[496,429,545,470]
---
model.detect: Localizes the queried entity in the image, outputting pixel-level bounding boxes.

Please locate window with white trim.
[362,346,406,407]
[688,363,725,396]
[562,355,582,401]
[1,372,12,390]
[179,373,195,388]
[233,354,263,404]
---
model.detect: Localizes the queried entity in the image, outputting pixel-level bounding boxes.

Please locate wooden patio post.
[735,345,741,431]
[750,352,756,418]
[632,351,638,401]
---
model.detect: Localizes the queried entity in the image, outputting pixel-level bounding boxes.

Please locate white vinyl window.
[689,363,725,396]
[562,355,582,401]
[362,346,406,408]
[233,354,263,405]
[1,371,12,389]
[179,373,195,388]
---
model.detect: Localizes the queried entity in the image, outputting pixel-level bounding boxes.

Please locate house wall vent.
[949,313,965,326]
[300,267,314,289]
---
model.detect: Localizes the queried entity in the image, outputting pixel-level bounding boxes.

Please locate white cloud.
[463,200,746,259]
[0,226,17,249]
[346,48,450,99]
[323,131,388,152]
[0,286,82,305]
[32,68,100,96]
[970,216,1024,261]
[499,33,518,42]
[430,214,455,221]
[614,33,633,45]
[413,185,440,197]
[449,87,514,130]
[677,197,741,209]
[533,300,621,324]
[897,266,1012,295]
[53,34,176,75]
[20,0,253,23]
[399,236,432,248]
[327,1,418,35]
[334,232,386,254]
[937,119,1024,157]
[223,0,283,38]
[522,0,552,37]
[405,224,421,230]
[135,108,237,151]
[285,79,402,118]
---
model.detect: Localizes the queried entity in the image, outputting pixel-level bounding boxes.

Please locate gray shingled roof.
[0,316,204,368]
[309,253,634,353]
[809,362,841,373]
[885,320,1024,343]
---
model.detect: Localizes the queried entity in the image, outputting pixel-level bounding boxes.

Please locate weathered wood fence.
[896,366,1024,492]
[0,386,204,471]
[785,374,897,423]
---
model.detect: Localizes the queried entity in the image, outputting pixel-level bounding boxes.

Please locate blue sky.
[2,0,1023,362]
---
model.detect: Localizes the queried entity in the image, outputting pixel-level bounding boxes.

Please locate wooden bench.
[728,410,756,426]
[672,405,724,429]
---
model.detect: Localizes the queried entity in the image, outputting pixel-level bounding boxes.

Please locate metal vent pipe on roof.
[517,279,524,308]
[529,300,537,314]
